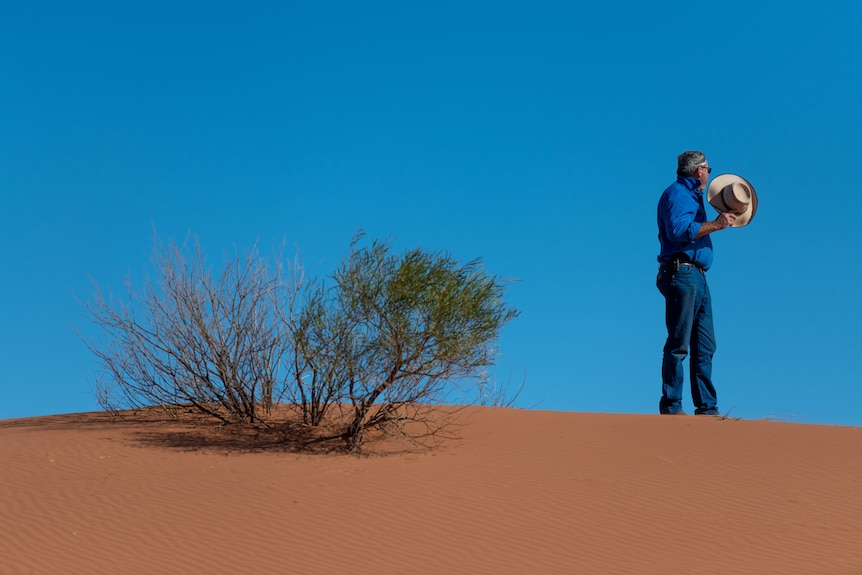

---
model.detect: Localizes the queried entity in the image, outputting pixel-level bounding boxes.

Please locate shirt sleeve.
[661,190,701,244]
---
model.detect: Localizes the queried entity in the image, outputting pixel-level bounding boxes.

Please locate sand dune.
[2,407,861,574]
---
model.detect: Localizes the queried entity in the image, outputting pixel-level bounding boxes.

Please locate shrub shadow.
[0,405,470,456]
[127,420,346,455]
[0,408,349,455]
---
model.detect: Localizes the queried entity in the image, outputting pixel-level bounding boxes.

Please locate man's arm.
[695,212,738,239]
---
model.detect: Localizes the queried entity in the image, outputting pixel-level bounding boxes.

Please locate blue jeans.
[656,263,718,414]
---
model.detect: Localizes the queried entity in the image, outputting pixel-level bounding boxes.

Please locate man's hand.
[695,212,738,238]
[714,212,737,229]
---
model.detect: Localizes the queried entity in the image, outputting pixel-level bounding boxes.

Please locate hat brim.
[707,173,758,227]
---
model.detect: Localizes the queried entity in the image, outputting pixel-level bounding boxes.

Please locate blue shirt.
[656,176,713,271]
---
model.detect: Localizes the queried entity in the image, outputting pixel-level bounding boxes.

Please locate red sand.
[2,407,861,574]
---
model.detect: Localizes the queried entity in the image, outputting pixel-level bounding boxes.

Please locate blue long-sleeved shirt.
[656,176,713,271]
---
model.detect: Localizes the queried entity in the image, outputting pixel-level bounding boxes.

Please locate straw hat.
[707,173,758,227]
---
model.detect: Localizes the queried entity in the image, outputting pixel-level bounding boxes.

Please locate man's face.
[696,162,711,191]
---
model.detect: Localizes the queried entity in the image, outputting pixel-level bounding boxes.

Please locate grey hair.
[677,151,707,177]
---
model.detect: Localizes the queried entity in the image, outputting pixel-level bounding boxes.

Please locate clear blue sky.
[3,1,861,425]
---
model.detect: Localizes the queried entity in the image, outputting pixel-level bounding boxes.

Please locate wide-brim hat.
[707,173,758,227]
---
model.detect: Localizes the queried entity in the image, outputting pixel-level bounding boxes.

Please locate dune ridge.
[2,408,861,574]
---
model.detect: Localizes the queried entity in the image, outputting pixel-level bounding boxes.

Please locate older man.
[656,151,736,416]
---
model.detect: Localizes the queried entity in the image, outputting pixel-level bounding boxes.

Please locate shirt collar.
[677,175,703,194]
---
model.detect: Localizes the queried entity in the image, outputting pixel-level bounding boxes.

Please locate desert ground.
[2,407,861,574]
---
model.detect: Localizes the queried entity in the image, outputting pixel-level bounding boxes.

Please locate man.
[656,151,736,416]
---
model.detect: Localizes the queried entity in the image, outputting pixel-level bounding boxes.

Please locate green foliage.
[330,235,519,450]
